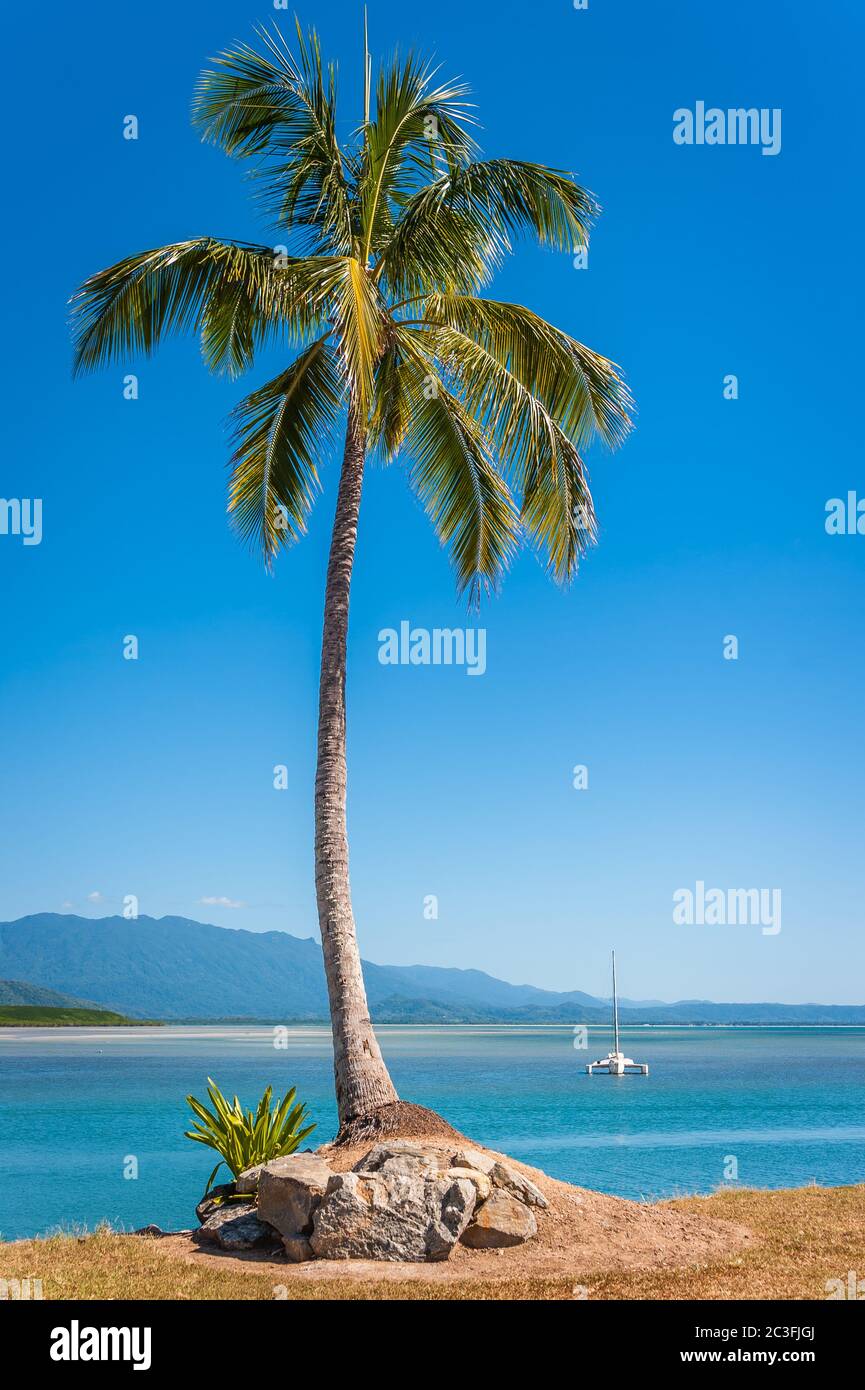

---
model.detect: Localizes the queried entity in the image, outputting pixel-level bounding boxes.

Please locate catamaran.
[586,950,649,1076]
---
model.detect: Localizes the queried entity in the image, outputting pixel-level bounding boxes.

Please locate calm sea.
[1,1025,863,1240]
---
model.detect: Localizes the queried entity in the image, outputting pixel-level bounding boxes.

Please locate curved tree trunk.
[315,403,400,1129]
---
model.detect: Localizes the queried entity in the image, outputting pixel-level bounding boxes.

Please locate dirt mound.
[158,1131,753,1288]
[327,1101,467,1150]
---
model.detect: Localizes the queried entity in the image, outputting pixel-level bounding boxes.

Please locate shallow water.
[1,1025,863,1239]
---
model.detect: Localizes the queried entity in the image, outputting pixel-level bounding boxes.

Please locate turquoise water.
[1,1025,863,1240]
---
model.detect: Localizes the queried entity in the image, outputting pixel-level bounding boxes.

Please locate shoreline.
[3,1020,865,1032]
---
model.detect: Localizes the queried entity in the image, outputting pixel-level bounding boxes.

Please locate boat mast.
[612,949,620,1054]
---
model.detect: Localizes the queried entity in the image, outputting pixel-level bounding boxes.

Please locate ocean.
[1,1024,863,1240]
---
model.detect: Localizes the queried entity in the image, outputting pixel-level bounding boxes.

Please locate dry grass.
[2,1184,862,1300]
[596,1183,865,1301]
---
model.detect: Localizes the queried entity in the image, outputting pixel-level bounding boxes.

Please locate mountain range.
[1,914,863,1024]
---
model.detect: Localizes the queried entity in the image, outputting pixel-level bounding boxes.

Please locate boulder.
[453,1147,497,1176]
[357,1141,451,1176]
[373,1152,442,1180]
[427,1178,478,1261]
[193,1201,280,1252]
[257,1153,334,1239]
[447,1166,492,1202]
[460,1190,538,1249]
[310,1170,476,1262]
[489,1162,549,1209]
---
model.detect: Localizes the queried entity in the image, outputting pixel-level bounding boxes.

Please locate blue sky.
[1,0,863,1002]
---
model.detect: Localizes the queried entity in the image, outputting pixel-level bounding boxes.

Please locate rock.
[193,1201,280,1252]
[195,1182,236,1224]
[134,1224,164,1237]
[428,1178,478,1261]
[453,1147,497,1176]
[357,1141,451,1176]
[282,1234,315,1264]
[447,1166,492,1201]
[310,1170,476,1262]
[235,1164,265,1195]
[461,1191,538,1249]
[376,1152,442,1180]
[257,1153,334,1239]
[489,1162,549,1209]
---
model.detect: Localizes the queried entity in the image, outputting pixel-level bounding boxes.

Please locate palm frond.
[70,239,330,377]
[376,159,597,296]
[404,319,598,581]
[192,27,302,156]
[423,294,633,449]
[358,53,477,265]
[376,185,501,297]
[193,23,353,254]
[442,159,598,254]
[227,337,342,561]
[391,334,519,602]
[369,337,415,458]
[520,431,597,581]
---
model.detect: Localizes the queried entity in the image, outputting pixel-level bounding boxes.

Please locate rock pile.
[193,1141,546,1261]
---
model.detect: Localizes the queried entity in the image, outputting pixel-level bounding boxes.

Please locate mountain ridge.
[1,914,862,1024]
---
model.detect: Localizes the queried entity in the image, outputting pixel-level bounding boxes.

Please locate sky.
[1,0,863,1003]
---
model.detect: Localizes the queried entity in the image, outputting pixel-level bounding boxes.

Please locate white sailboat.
[586,950,649,1076]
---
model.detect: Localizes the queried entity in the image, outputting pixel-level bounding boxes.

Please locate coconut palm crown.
[70,20,633,1136]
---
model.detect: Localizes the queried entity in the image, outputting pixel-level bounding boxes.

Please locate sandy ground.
[155,1134,753,1288]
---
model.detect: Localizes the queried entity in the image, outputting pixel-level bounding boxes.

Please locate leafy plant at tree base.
[184,1077,316,1193]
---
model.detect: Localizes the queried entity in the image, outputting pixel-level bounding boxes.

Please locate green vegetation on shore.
[0,1006,157,1028]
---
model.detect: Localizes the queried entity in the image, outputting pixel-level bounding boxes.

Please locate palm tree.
[70,20,632,1142]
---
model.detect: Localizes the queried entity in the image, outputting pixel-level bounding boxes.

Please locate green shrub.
[184,1077,316,1192]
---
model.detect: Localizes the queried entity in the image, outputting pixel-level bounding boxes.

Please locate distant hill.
[0,914,863,1025]
[0,977,93,1008]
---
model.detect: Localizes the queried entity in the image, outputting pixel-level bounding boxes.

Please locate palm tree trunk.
[315,403,400,1129]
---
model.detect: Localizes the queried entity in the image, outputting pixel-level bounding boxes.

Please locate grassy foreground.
[2,1185,862,1300]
